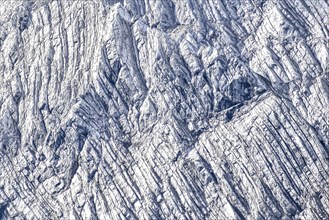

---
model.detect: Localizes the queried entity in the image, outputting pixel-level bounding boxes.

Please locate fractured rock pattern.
[0,0,329,219]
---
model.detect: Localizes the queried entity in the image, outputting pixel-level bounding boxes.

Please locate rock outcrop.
[0,0,329,219]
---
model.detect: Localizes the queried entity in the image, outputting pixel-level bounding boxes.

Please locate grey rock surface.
[0,0,329,219]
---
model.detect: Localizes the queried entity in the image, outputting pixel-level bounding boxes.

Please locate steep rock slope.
[0,0,329,219]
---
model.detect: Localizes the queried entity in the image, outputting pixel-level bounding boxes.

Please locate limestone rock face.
[0,0,329,219]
